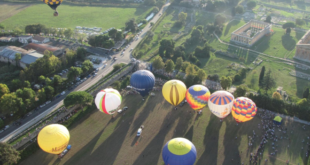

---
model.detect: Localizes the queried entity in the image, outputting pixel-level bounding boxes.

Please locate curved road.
[0,2,170,143]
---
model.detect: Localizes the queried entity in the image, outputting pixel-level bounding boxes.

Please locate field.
[20,92,310,165]
[0,2,31,22]
[0,4,153,30]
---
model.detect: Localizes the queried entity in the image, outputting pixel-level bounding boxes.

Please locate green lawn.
[20,92,310,165]
[0,4,153,30]
[220,20,246,42]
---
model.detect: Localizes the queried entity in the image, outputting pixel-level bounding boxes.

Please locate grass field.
[0,4,153,30]
[0,2,31,22]
[20,91,310,165]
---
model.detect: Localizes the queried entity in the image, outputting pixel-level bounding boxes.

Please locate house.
[20,52,44,68]
[18,35,32,44]
[0,37,17,42]
[23,43,64,56]
[32,36,50,44]
[0,46,30,66]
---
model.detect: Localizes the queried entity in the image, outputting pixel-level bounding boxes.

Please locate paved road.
[0,3,170,143]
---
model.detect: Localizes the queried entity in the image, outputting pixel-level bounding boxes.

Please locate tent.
[273,116,282,125]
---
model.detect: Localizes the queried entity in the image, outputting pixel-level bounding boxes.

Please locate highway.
[0,2,170,143]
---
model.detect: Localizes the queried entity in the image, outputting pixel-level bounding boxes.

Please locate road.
[0,2,171,143]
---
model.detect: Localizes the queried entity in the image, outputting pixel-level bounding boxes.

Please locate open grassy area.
[0,2,31,22]
[20,91,310,165]
[0,4,153,30]
[220,20,246,42]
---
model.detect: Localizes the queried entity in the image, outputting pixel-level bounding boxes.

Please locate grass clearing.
[20,92,310,165]
[0,2,31,22]
[1,4,153,30]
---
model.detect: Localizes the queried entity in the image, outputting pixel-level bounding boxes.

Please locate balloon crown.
[173,141,186,149]
[193,86,202,91]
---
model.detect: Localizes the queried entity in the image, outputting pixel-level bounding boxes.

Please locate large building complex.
[294,30,310,63]
[230,20,272,47]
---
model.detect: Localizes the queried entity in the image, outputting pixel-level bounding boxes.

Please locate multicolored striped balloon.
[208,91,234,119]
[231,97,257,123]
[162,137,197,165]
[185,85,210,110]
[95,88,122,115]
[162,80,187,106]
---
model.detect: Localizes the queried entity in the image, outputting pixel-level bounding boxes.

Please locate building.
[20,52,44,68]
[23,43,64,56]
[31,36,50,44]
[0,37,17,42]
[294,29,310,63]
[18,35,32,44]
[230,20,272,47]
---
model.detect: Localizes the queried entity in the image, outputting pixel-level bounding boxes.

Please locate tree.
[125,18,138,33]
[146,31,155,41]
[44,86,54,100]
[235,5,244,14]
[0,84,10,99]
[197,69,207,82]
[272,92,282,100]
[0,93,23,115]
[214,14,226,26]
[185,64,196,75]
[175,57,183,70]
[282,22,295,29]
[262,69,276,93]
[16,88,35,108]
[190,28,203,42]
[57,29,64,37]
[67,67,83,81]
[181,61,191,72]
[113,63,123,71]
[152,56,165,70]
[53,75,63,90]
[37,88,46,103]
[64,91,93,109]
[0,24,4,30]
[108,29,118,39]
[297,98,308,107]
[15,53,21,67]
[76,47,87,60]
[45,77,52,86]
[165,59,175,73]
[153,6,159,13]
[220,76,232,90]
[265,15,271,23]
[178,12,187,23]
[19,70,26,82]
[10,79,21,91]
[247,0,256,9]
[0,142,20,165]
[82,60,93,73]
[115,31,123,41]
[145,0,156,5]
[234,85,247,97]
[39,75,46,84]
[286,27,291,35]
[194,44,211,58]
[13,27,23,35]
[113,81,121,90]
[23,81,30,88]
[156,0,166,8]
[296,18,305,26]
[303,88,309,99]
[64,28,74,39]
[259,66,265,87]
[159,39,175,57]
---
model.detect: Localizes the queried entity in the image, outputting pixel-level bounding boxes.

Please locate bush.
[173,21,183,28]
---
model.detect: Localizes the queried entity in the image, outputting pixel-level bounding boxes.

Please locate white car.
[46,101,51,104]
[130,48,133,51]
[61,91,66,95]
[4,125,9,130]
[137,128,142,137]
[40,104,46,108]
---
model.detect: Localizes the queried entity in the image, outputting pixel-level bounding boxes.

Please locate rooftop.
[23,43,62,54]
[20,52,44,64]
[0,46,30,60]
[32,36,47,42]
[297,30,310,45]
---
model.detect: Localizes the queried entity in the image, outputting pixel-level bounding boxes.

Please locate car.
[0,129,4,133]
[130,48,133,51]
[93,73,98,77]
[95,68,99,72]
[137,128,142,137]
[46,101,51,104]
[40,104,46,108]
[56,94,61,98]
[4,125,9,130]
[61,91,66,95]
[87,74,91,78]
[113,57,117,60]
[123,48,126,51]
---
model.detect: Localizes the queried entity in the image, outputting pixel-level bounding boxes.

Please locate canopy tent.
[273,116,282,125]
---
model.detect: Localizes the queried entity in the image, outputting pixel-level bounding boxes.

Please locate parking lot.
[87,55,108,69]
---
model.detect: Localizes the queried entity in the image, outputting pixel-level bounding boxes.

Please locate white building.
[32,36,50,44]
[20,52,44,68]
[18,35,32,44]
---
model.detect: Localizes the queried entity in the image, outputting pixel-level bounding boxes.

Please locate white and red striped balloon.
[95,88,122,115]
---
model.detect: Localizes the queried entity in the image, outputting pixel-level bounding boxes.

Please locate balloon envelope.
[95,88,122,115]
[208,91,234,118]
[162,137,197,165]
[43,0,63,10]
[185,85,210,110]
[130,70,155,97]
[162,80,187,106]
[37,124,70,154]
[232,97,257,123]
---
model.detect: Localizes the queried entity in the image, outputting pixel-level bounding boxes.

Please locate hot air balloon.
[37,124,70,154]
[162,80,187,106]
[162,137,197,165]
[231,97,257,123]
[185,85,210,110]
[208,91,234,119]
[95,88,122,115]
[43,0,63,16]
[130,70,155,97]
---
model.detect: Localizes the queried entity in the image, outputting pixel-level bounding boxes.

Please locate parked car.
[56,94,61,98]
[46,101,51,104]
[0,129,4,133]
[4,125,9,130]
[95,68,99,72]
[87,74,91,78]
[137,128,142,137]
[130,48,133,51]
[61,91,66,95]
[40,104,46,108]
[117,106,128,113]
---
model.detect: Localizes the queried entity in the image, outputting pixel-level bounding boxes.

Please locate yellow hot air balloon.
[162,79,187,106]
[38,124,70,154]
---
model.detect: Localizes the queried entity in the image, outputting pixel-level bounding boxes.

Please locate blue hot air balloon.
[130,70,155,97]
